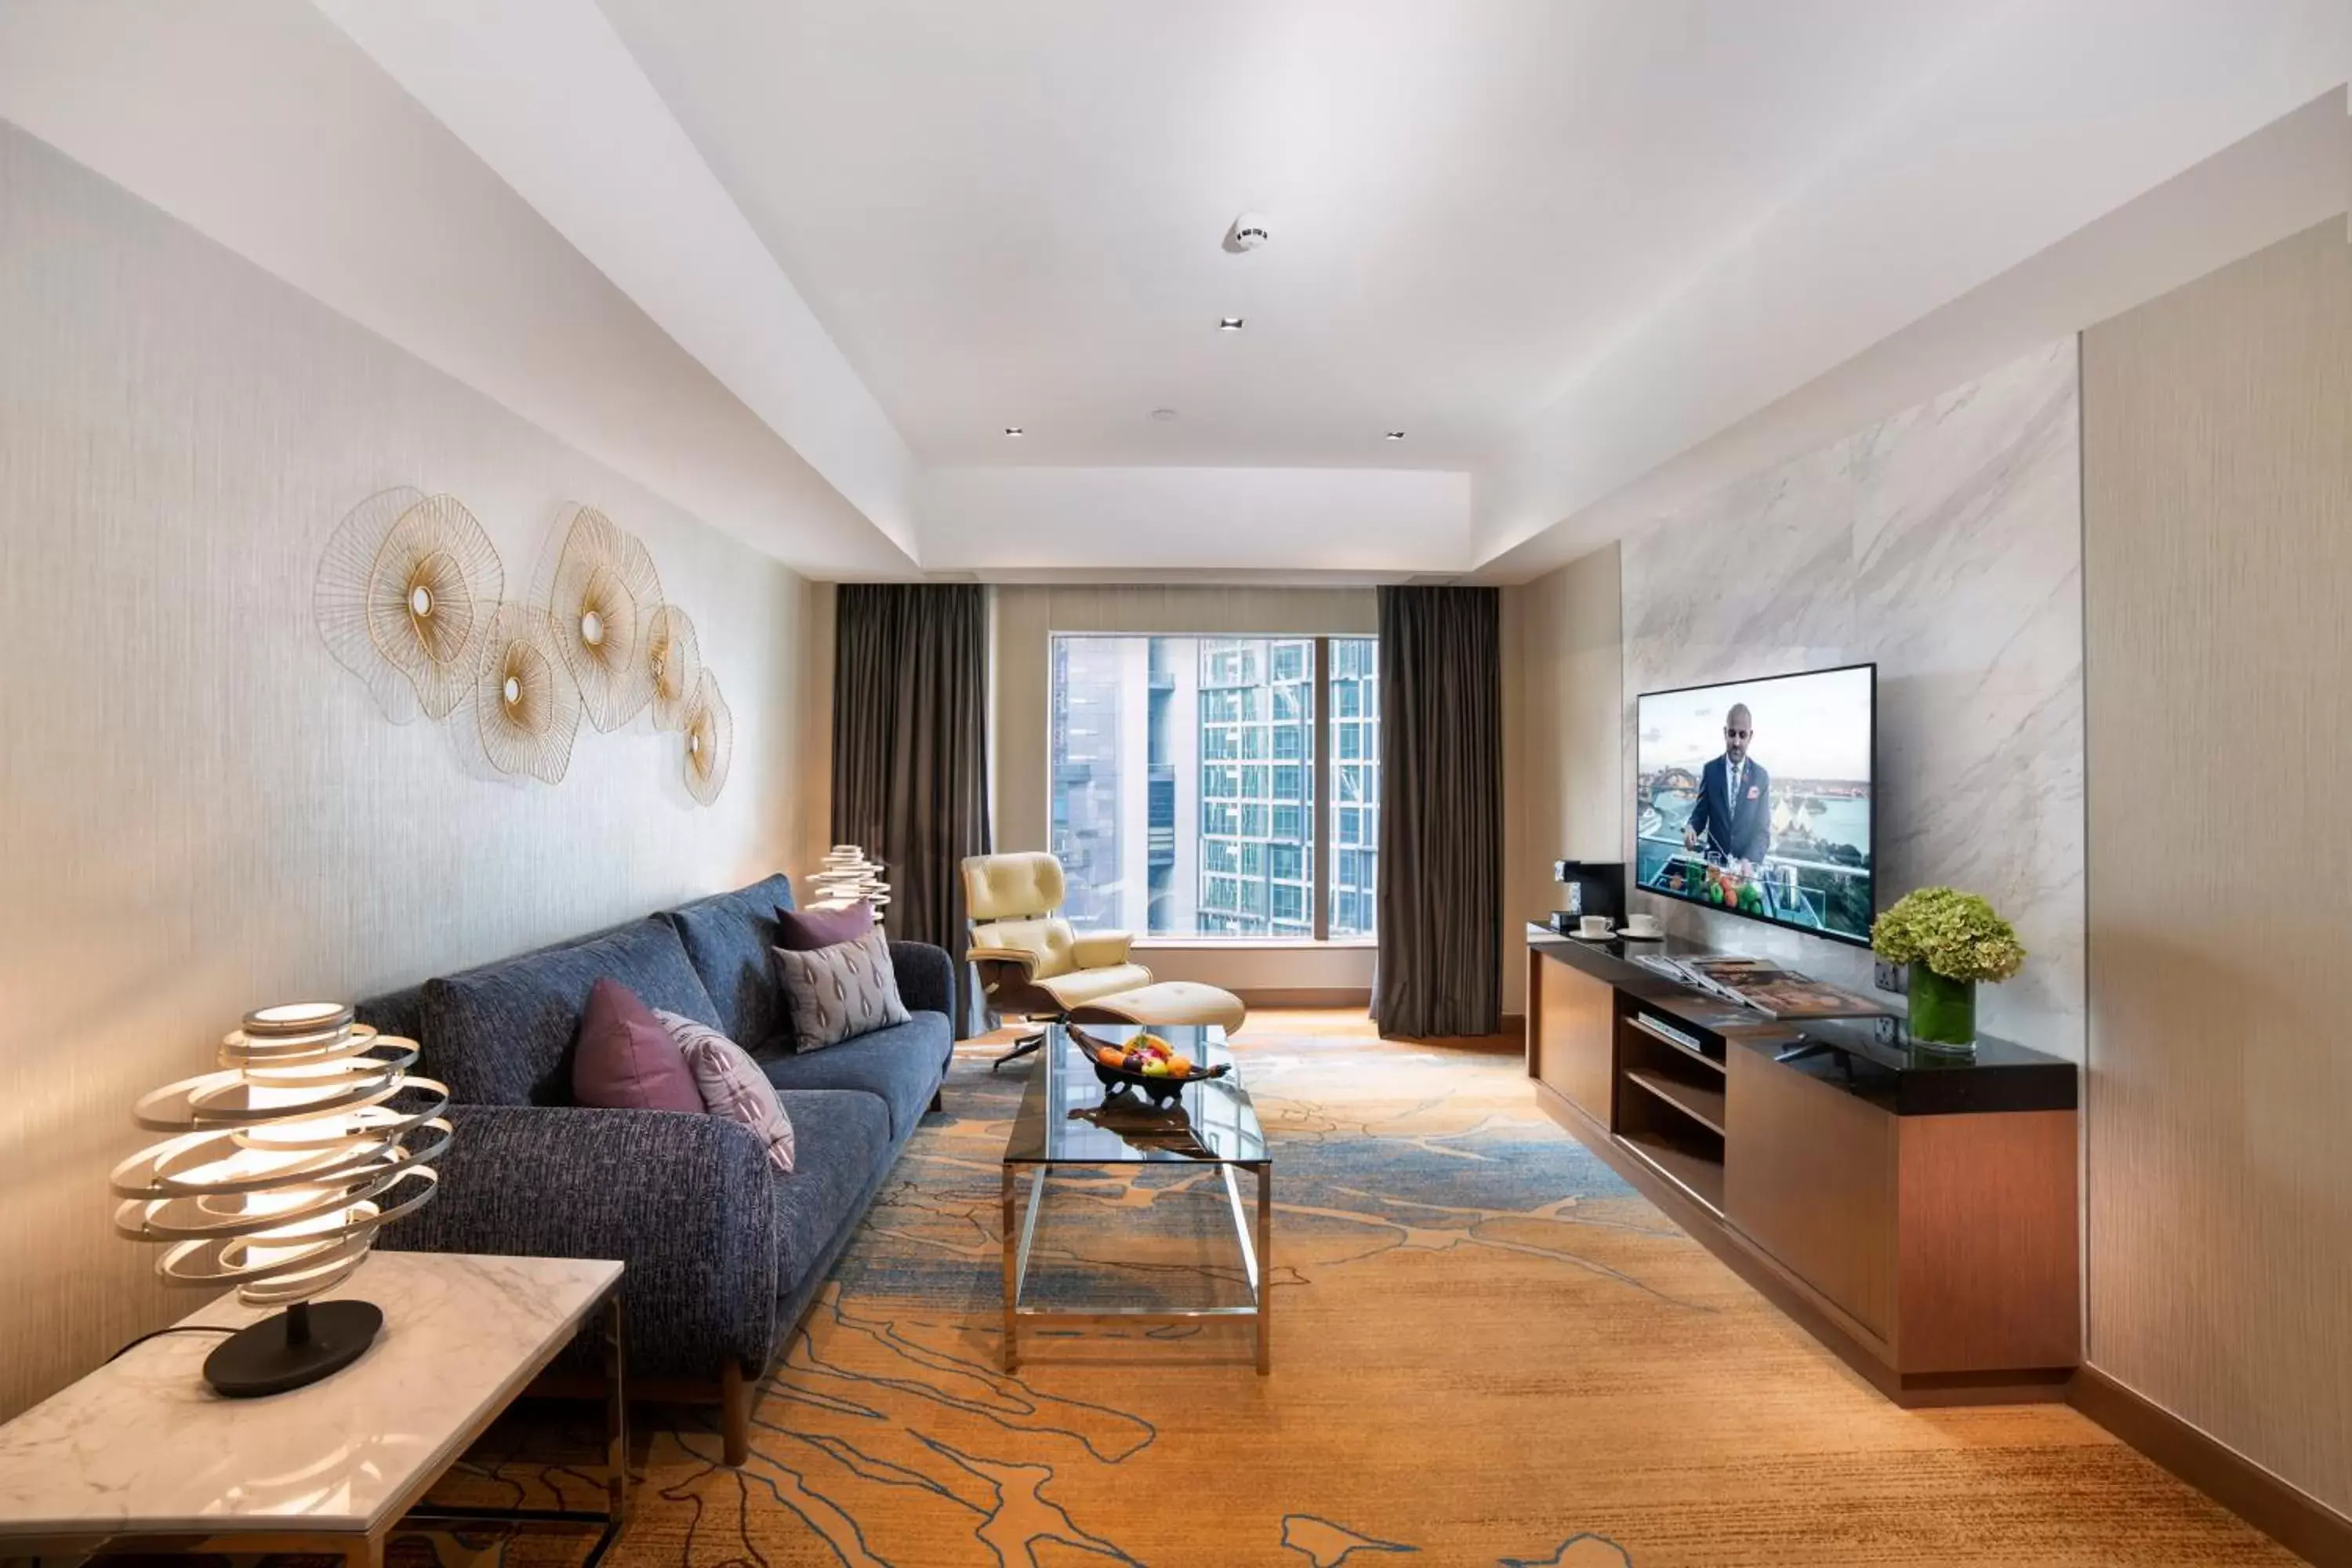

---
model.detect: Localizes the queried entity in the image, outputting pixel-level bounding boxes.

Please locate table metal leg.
[403,1285,630,1567]
[1001,1164,1021,1371]
[602,1294,629,1527]
[1255,1163,1272,1375]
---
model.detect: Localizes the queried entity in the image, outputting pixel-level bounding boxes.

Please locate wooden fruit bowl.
[1069,1023,1230,1108]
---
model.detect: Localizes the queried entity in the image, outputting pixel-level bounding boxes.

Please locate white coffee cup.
[1577,914,1613,937]
[1624,913,1662,937]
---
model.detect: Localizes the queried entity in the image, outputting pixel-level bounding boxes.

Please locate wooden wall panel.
[1499,546,1624,1014]
[2082,220,2352,1515]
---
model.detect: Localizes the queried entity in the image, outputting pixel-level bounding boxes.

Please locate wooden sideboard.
[1526,925,2080,1405]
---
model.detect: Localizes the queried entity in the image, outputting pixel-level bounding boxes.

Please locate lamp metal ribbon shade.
[111,1002,451,1305]
[551,506,662,732]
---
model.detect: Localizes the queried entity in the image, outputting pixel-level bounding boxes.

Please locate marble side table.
[0,1253,626,1568]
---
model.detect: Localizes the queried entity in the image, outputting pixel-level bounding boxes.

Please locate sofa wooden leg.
[720,1361,750,1467]
[930,1087,944,1114]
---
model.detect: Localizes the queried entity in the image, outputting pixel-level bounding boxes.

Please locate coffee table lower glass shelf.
[1000,1023,1271,1373]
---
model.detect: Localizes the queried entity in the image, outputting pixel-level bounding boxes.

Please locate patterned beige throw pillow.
[770,927,910,1053]
[653,1009,796,1172]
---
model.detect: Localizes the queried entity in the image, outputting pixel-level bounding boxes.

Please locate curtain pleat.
[831,584,993,1036]
[1373,585,1501,1038]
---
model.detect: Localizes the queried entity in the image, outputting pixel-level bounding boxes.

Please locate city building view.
[1049,634,1379,938]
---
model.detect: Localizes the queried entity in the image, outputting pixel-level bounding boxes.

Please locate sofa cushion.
[775,900,873,952]
[659,1009,796,1172]
[770,1089,892,1284]
[575,980,704,1112]
[664,873,797,1050]
[760,1014,949,1139]
[771,929,910,1053]
[423,916,721,1106]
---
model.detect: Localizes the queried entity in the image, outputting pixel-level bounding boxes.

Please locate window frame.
[1044,630,1377,946]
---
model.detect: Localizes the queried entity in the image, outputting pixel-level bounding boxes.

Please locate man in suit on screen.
[1682,702,1772,866]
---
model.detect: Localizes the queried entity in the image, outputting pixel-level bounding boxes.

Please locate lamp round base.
[203,1301,383,1398]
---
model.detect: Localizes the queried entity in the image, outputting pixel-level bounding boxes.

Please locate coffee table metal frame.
[999,1025,1270,1374]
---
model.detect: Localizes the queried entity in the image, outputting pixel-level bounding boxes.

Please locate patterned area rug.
[413,1015,2294,1568]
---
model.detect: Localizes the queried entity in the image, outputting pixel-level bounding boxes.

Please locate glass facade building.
[1048,634,1379,938]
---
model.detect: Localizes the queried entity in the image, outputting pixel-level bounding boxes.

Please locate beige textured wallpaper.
[1499,545,1624,1013]
[2082,220,2352,1515]
[0,122,821,1415]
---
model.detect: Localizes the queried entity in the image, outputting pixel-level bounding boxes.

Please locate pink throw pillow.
[655,1010,797,1173]
[774,900,874,952]
[572,978,703,1112]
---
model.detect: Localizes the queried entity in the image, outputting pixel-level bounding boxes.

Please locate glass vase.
[1907,966,1977,1053]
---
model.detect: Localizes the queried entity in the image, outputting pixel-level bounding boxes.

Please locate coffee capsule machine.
[1548,860,1627,935]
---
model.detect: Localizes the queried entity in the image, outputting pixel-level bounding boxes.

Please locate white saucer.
[1566,928,1619,941]
[1616,928,1666,941]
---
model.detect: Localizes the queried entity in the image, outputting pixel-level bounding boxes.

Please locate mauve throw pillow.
[774,900,874,952]
[654,1009,796,1172]
[770,927,910,1052]
[572,978,703,1112]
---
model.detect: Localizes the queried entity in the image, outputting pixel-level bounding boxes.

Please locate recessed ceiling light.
[1151,408,1178,423]
[1384,430,1406,441]
[1003,426,1024,437]
[1218,317,1245,332]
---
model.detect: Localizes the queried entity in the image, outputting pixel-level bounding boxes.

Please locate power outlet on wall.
[1874,960,1907,996]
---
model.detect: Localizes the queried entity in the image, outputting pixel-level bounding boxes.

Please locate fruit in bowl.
[1069,1023,1232,1105]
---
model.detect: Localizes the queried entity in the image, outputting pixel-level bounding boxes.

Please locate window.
[1048,633,1379,938]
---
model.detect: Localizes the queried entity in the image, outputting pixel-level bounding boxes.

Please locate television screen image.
[1634,663,1875,946]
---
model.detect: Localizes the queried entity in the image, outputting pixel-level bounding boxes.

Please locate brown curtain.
[832,583,992,1036]
[1374,585,1501,1038]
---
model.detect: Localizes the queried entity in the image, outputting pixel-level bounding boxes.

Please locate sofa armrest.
[888,939,955,1018]
[1071,929,1135,969]
[380,1104,778,1380]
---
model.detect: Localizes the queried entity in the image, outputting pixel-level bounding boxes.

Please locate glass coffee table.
[1000,1022,1271,1374]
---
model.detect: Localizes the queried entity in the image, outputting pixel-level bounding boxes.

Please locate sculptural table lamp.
[110,1002,451,1397]
[809,845,890,922]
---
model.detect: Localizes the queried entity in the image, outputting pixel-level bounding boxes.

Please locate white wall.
[1500,544,1624,1013]
[0,120,822,1417]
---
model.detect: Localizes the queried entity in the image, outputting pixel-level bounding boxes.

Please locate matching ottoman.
[1065,979,1248,1035]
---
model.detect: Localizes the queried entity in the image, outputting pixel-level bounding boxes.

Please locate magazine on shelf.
[1678,956,1892,1022]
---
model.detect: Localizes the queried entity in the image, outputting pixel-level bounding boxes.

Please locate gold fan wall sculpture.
[681,670,734,806]
[550,507,662,731]
[647,604,703,732]
[475,604,583,784]
[316,491,504,722]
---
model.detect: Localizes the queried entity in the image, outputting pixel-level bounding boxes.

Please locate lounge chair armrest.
[1071,930,1136,969]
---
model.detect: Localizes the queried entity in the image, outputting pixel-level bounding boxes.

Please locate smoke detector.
[1224,212,1271,253]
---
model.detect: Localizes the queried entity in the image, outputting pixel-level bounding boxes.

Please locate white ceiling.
[3,2,2346,580]
[596,0,1987,471]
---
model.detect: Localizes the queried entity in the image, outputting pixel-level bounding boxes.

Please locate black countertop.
[1527,924,2077,1116]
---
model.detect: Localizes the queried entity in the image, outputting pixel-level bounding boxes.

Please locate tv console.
[1525,924,2080,1406]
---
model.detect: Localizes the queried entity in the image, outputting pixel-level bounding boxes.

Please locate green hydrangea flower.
[1871,887,2026,983]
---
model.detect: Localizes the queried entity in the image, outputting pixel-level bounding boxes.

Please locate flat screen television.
[1634,662,1876,946]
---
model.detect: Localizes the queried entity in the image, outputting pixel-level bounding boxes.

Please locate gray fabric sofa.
[357,873,952,1464]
